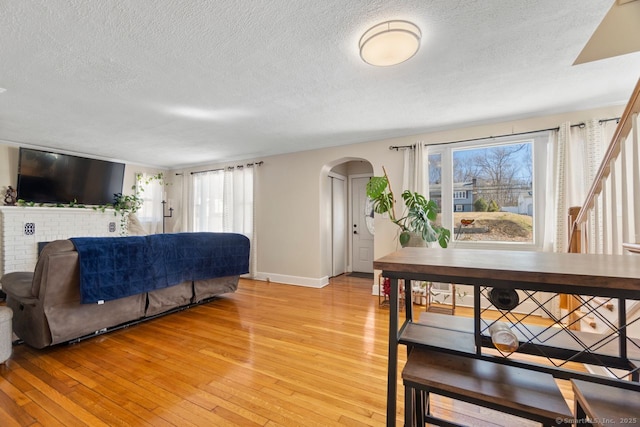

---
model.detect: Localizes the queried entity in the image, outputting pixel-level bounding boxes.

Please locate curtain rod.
[190,161,263,175]
[388,117,620,151]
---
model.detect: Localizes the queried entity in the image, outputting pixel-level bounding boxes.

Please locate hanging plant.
[111,192,143,235]
[110,172,166,235]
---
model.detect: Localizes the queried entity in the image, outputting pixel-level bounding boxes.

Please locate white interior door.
[331,175,347,276]
[351,176,374,273]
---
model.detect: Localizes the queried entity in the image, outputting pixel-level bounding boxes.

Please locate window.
[453,191,467,200]
[192,170,224,231]
[191,167,254,235]
[427,131,548,247]
[135,173,164,234]
[428,153,443,228]
[191,166,256,276]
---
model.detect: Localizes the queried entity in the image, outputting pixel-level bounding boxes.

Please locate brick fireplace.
[0,206,121,276]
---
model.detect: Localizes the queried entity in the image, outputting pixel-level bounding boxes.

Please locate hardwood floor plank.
[135,378,224,426]
[24,388,98,426]
[210,405,266,427]
[259,385,379,426]
[54,349,165,412]
[23,352,90,389]
[223,385,339,427]
[0,365,34,407]
[19,401,60,426]
[0,389,35,426]
[0,405,30,427]
[66,387,155,427]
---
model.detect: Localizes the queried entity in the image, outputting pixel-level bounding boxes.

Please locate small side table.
[425,282,456,315]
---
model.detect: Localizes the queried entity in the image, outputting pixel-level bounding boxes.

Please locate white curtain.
[403,142,427,195]
[549,119,615,253]
[191,166,257,276]
[402,142,426,289]
[542,131,558,252]
[136,173,164,234]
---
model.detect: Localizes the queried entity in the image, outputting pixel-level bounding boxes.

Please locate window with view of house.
[427,131,548,247]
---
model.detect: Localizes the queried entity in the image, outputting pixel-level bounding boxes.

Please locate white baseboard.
[253,272,329,288]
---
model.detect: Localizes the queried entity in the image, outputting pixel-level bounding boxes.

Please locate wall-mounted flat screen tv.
[17,148,126,206]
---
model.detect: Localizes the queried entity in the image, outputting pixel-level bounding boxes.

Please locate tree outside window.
[427,135,542,245]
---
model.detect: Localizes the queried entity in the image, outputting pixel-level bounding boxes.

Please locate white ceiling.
[1,0,640,169]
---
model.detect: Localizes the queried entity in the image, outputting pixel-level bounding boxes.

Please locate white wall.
[0,145,19,193]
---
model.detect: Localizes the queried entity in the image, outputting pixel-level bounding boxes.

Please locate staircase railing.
[565,77,640,333]
[569,77,640,254]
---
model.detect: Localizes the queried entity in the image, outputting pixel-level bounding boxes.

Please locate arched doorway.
[322,158,373,278]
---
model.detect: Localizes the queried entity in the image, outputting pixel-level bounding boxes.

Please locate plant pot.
[402,232,427,247]
[402,232,439,248]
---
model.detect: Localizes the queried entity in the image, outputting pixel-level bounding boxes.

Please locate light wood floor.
[0,276,575,426]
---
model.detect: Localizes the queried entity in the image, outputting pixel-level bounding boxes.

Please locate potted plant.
[366,166,451,248]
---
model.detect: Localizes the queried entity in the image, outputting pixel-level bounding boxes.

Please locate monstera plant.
[366,166,450,248]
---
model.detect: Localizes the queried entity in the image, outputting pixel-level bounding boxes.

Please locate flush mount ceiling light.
[359,20,421,67]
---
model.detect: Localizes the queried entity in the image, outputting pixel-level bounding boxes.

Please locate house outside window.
[427,131,549,248]
[453,191,467,199]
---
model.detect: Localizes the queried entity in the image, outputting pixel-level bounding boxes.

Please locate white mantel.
[0,206,122,276]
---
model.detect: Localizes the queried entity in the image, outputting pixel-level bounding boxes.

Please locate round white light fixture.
[359,20,421,67]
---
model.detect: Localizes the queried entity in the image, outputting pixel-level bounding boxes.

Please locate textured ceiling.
[1,0,640,169]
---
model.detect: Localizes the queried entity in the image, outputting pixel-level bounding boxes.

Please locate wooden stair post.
[565,206,583,330]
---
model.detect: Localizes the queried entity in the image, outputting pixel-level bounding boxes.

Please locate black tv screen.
[17,148,125,205]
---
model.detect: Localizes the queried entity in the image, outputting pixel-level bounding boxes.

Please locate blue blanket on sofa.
[70,232,250,304]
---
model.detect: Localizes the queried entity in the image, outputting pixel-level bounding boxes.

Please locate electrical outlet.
[24,222,35,235]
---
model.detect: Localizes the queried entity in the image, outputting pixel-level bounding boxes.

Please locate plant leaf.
[366,176,388,198]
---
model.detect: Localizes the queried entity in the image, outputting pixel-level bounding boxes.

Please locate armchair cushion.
[1,272,37,305]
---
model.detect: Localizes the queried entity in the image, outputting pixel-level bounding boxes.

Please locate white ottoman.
[0,306,13,363]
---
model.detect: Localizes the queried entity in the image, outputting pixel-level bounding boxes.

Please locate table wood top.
[374,248,640,295]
